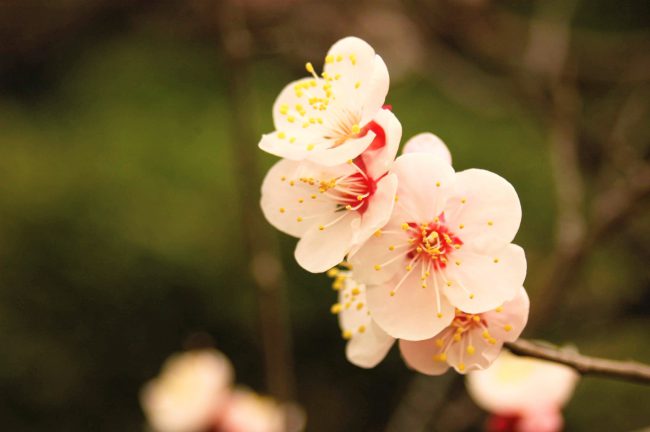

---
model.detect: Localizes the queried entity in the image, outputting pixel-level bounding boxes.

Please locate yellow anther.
[488,338,497,345]
[351,124,361,135]
[298,198,304,204]
[406,265,412,271]
[421,283,427,289]
[302,122,309,128]
[374,264,381,271]
[325,55,334,64]
[318,225,324,231]
[395,195,399,202]
[289,180,295,186]
[336,54,343,62]
[388,245,395,251]
[357,195,364,201]
[309,117,316,124]
[467,345,475,355]
[458,363,466,372]
[278,131,286,139]
[453,333,461,342]
[279,208,285,213]
[495,306,503,313]
[330,303,342,314]
[296,216,303,222]
[435,338,444,347]
[446,281,453,287]
[401,223,410,231]
[349,54,357,65]
[287,115,295,123]
[493,258,499,263]
[311,194,317,199]
[307,144,315,151]
[289,137,296,143]
[358,325,366,333]
[355,81,361,89]
[416,247,423,253]
[461,198,467,204]
[439,353,448,362]
[305,62,315,74]
[374,229,382,237]
[279,104,289,115]
[317,117,323,124]
[455,260,461,266]
[482,330,490,339]
[342,330,352,340]
[459,224,465,229]
[504,324,513,332]
[351,288,360,296]
[389,290,395,297]
[280,176,286,181]
[437,312,443,318]
[472,315,480,323]
[356,302,364,311]
[335,74,341,80]
[436,181,441,187]
[488,220,494,226]
[327,268,339,277]
[469,293,475,299]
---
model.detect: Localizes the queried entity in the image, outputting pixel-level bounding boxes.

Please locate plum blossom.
[402,132,452,165]
[218,388,302,432]
[399,287,529,375]
[259,37,390,166]
[140,349,234,432]
[261,108,401,273]
[466,350,579,432]
[350,152,525,340]
[329,268,395,368]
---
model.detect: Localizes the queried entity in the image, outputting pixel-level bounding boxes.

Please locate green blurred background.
[1,0,649,430]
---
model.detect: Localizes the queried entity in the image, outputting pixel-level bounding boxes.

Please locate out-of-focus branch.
[216,0,295,401]
[506,339,650,385]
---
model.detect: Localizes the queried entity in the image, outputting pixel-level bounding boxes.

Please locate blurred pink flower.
[140,349,234,432]
[217,388,304,432]
[466,351,579,432]
[399,287,529,374]
[261,108,401,273]
[259,37,390,166]
[330,269,395,368]
[349,152,525,340]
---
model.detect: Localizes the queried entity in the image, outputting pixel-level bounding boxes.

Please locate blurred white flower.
[140,349,233,432]
[259,36,390,166]
[218,388,303,432]
[466,350,579,432]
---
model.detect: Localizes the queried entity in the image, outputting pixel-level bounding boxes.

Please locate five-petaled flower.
[259,37,390,166]
[350,152,526,340]
[261,108,401,273]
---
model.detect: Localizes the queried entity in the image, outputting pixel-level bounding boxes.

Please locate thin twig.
[506,339,650,385]
[216,0,296,400]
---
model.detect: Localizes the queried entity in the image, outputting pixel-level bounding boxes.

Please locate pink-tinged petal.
[260,159,339,237]
[445,169,522,254]
[399,337,451,376]
[306,131,376,166]
[354,174,398,248]
[442,244,526,314]
[391,153,456,222]
[466,351,579,415]
[295,212,360,273]
[323,37,389,125]
[346,320,395,368]
[348,221,407,285]
[402,132,452,165]
[335,271,394,368]
[518,406,564,432]
[361,109,402,179]
[483,286,530,343]
[366,266,455,340]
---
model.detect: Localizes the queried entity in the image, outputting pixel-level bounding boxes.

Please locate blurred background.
[1,0,649,430]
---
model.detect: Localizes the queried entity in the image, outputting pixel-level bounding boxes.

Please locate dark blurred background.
[1,0,649,431]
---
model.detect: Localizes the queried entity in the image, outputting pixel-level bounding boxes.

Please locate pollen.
[342,330,352,340]
[355,81,361,89]
[351,288,360,296]
[469,293,475,299]
[461,198,467,204]
[356,303,364,311]
[389,290,395,297]
[327,268,339,277]
[278,131,286,139]
[279,208,285,213]
[488,220,494,226]
[406,265,412,271]
[453,333,461,342]
[446,281,453,287]
[437,312,443,318]
[305,62,315,74]
[358,325,366,333]
[466,345,475,355]
[296,216,303,222]
[336,54,343,62]
[436,181,441,187]
[279,104,288,115]
[330,303,342,314]
[374,229,382,237]
[349,54,357,65]
[351,124,361,134]
[459,224,464,229]
[458,363,466,372]
[493,258,499,263]
[325,54,334,64]
[374,264,381,271]
[388,245,395,251]
[287,115,295,123]
[504,324,513,332]
[307,144,315,151]
[319,225,325,231]
[495,306,503,313]
[401,223,410,231]
[435,338,444,347]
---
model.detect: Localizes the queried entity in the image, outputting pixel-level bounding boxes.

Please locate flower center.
[404,214,463,271]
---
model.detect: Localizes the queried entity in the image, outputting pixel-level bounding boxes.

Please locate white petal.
[391,153,456,222]
[366,266,455,340]
[294,212,360,273]
[483,286,530,343]
[260,159,339,237]
[306,131,376,166]
[353,174,398,248]
[445,169,521,254]
[346,320,395,368]
[402,132,452,165]
[442,244,526,313]
[359,109,402,180]
[399,336,451,376]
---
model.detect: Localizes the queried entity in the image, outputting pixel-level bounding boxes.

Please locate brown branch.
[506,339,650,385]
[216,0,296,400]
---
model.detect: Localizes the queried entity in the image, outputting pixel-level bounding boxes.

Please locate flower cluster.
[140,349,304,432]
[260,37,529,375]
